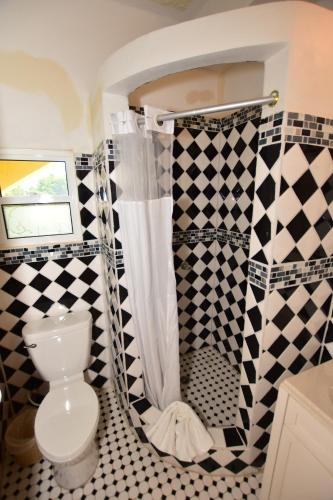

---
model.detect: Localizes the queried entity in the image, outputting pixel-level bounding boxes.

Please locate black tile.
[2,278,25,297]
[223,427,244,447]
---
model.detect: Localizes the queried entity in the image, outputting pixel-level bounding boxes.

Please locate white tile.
[2,387,262,500]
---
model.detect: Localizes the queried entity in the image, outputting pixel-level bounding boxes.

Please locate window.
[0,150,82,246]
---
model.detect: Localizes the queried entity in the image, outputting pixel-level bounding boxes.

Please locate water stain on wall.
[186,89,214,105]
[0,50,83,132]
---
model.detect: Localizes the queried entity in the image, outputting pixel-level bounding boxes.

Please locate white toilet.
[22,311,100,490]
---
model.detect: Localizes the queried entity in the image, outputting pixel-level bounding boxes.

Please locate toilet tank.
[22,311,92,383]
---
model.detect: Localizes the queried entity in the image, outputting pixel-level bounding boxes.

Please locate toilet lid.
[35,381,99,463]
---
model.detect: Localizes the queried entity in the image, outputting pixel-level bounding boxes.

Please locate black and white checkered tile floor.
[1,388,261,499]
[180,346,241,428]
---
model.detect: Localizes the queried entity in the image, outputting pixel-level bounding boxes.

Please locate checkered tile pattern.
[90,111,332,478]
[173,241,216,353]
[180,346,240,427]
[0,255,110,410]
[116,267,144,404]
[273,143,333,263]
[250,278,333,450]
[104,258,128,411]
[0,361,13,437]
[76,169,99,241]
[172,126,220,231]
[249,143,282,265]
[0,157,109,418]
[321,310,333,361]
[130,395,265,474]
[95,140,144,408]
[2,388,262,499]
[212,242,249,367]
[172,117,260,359]
[236,283,266,438]
[263,279,332,379]
[95,141,114,249]
[219,118,260,235]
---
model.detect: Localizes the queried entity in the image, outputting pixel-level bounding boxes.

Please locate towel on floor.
[146,401,213,461]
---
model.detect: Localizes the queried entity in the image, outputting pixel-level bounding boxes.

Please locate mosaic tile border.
[258,111,284,146]
[285,111,333,146]
[102,242,124,270]
[259,111,333,147]
[249,257,333,290]
[219,105,262,131]
[0,240,101,266]
[175,116,221,132]
[130,105,262,133]
[216,228,250,250]
[172,228,216,245]
[75,153,94,170]
[270,257,333,289]
[173,228,250,250]
[105,139,120,162]
[248,261,270,290]
[126,108,333,149]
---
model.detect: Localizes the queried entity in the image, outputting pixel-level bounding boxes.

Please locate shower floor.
[180,345,240,427]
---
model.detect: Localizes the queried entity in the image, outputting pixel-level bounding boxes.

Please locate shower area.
[126,63,263,432]
[94,41,333,473]
[171,107,260,430]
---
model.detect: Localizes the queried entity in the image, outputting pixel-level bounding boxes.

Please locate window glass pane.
[0,160,68,196]
[2,203,73,239]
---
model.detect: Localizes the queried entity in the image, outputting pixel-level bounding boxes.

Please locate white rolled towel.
[146,401,214,462]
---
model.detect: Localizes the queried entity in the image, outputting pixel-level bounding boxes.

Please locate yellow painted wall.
[0,0,187,153]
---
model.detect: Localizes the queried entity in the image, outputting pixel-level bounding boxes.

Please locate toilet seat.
[35,381,99,463]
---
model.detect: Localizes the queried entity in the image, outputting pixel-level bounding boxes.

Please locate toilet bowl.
[22,311,100,489]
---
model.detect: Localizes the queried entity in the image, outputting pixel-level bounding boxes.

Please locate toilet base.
[53,441,99,490]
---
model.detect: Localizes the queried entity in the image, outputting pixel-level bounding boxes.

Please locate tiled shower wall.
[0,155,111,417]
[95,140,144,411]
[237,111,333,453]
[172,125,220,353]
[94,107,332,476]
[173,107,261,368]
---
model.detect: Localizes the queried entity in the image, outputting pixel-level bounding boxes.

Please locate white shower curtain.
[110,106,181,410]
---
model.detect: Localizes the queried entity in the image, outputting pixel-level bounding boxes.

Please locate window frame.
[0,149,82,247]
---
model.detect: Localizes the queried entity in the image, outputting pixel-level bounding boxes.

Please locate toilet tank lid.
[22,311,92,342]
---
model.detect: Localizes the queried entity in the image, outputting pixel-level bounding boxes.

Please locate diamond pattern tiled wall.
[174,240,216,353]
[210,116,260,366]
[212,242,249,367]
[249,143,282,265]
[0,255,109,410]
[249,278,333,450]
[95,139,144,409]
[273,143,333,263]
[172,126,220,231]
[173,113,260,361]
[219,118,260,235]
[0,157,111,413]
[239,115,333,451]
[94,108,332,476]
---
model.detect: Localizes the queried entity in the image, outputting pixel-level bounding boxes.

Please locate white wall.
[99,1,333,129]
[0,0,187,153]
[222,62,264,103]
[129,62,264,118]
[129,68,221,111]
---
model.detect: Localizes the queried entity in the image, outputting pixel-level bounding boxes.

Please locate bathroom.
[0,0,333,498]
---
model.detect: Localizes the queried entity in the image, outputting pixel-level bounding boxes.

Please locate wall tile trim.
[249,256,333,290]
[173,228,250,249]
[0,240,101,266]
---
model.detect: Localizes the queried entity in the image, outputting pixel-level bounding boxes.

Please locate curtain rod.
[137,90,279,125]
